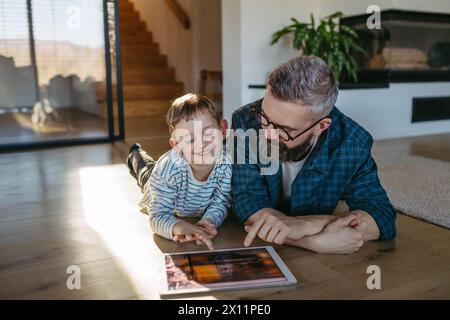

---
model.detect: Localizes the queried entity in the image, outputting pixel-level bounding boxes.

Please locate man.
[231,56,396,254]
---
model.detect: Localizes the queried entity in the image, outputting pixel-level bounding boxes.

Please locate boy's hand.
[173,221,214,250]
[196,219,218,237]
[195,220,218,245]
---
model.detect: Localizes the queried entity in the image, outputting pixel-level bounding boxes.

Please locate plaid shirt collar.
[302,107,340,174]
[302,132,330,173]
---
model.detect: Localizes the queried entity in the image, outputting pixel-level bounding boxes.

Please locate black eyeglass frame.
[251,106,330,142]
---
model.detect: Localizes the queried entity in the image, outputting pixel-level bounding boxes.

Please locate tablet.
[159,246,297,297]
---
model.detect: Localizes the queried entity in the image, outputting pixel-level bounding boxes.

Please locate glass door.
[0,0,123,149]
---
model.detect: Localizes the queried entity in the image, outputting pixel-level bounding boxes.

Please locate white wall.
[319,0,394,17]
[222,0,319,121]
[221,0,242,121]
[192,0,222,92]
[227,82,450,140]
[392,0,450,14]
[130,0,221,92]
[337,83,450,139]
[240,0,320,106]
[320,0,450,17]
[222,0,450,139]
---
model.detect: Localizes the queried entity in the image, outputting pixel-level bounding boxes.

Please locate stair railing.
[164,0,190,29]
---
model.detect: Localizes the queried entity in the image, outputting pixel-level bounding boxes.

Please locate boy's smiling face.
[169,111,226,166]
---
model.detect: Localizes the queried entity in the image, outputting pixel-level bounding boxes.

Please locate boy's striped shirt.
[139,149,232,240]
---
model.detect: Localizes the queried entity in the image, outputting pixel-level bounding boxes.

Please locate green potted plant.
[271,12,364,82]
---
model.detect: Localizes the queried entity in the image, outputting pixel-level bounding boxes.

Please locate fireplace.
[340,10,450,86]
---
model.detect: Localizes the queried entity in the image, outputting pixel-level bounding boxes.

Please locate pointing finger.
[195,232,215,251]
[244,214,267,247]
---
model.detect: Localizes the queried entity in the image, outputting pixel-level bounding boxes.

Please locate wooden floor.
[0,108,108,145]
[0,107,169,145]
[1,133,450,299]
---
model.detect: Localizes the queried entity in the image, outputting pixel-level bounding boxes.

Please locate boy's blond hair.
[166,93,221,132]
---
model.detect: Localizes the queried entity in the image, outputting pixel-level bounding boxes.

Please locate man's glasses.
[252,106,330,142]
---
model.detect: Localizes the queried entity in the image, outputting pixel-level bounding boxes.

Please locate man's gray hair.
[266,56,338,116]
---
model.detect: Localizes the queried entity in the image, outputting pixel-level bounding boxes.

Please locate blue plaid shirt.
[231,99,396,240]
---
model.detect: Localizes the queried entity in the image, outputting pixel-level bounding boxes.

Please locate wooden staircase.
[100,0,184,118]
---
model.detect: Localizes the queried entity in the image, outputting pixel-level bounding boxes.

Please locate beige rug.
[374,146,450,229]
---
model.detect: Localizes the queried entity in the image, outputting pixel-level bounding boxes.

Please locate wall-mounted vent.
[412,96,450,123]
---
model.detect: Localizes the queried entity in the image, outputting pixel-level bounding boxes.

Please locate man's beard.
[278,132,316,162]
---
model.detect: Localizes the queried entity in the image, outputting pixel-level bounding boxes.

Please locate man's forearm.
[291,210,380,241]
[245,209,354,239]
[285,211,380,254]
[244,208,380,248]
[285,234,323,253]
[245,208,335,238]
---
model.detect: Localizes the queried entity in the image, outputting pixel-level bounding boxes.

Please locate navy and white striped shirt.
[139,149,232,240]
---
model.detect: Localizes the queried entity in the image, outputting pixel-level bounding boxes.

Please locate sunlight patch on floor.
[78,164,163,299]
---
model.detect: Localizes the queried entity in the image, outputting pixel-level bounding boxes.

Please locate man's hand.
[244,208,285,225]
[293,214,369,255]
[244,211,292,246]
[172,221,214,250]
[243,208,336,247]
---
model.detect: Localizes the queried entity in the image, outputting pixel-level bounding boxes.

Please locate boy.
[126,93,232,250]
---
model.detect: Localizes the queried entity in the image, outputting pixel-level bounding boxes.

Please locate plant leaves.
[325,11,343,20]
[340,24,358,38]
[271,11,361,82]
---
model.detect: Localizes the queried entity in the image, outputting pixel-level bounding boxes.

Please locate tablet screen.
[163,247,294,294]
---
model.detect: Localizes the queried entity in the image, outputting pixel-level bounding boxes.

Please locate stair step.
[119,4,134,12]
[120,27,147,35]
[122,83,184,99]
[119,10,141,20]
[123,68,175,84]
[119,0,134,9]
[102,99,172,118]
[122,43,159,55]
[122,55,168,68]
[124,99,171,117]
[119,5,134,12]
[120,21,146,33]
[115,0,185,118]
[97,83,184,100]
[120,32,153,44]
